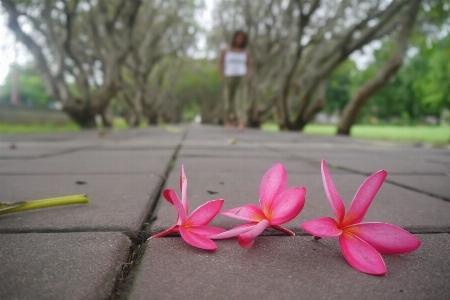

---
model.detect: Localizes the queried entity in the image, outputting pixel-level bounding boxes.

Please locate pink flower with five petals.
[149,165,226,250]
[211,163,306,248]
[301,160,421,275]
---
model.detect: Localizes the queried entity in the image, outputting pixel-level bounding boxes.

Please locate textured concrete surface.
[2,125,449,300]
[128,234,450,300]
[0,232,130,300]
[0,149,173,175]
[168,155,322,174]
[0,174,163,235]
[289,150,449,175]
[388,175,450,200]
[0,143,80,159]
[178,145,288,158]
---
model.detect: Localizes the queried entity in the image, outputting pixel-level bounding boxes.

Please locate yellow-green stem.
[0,194,89,215]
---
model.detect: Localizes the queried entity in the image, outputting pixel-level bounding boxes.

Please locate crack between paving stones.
[108,134,447,299]
[108,130,187,300]
[262,145,450,203]
[0,172,165,176]
[0,147,87,160]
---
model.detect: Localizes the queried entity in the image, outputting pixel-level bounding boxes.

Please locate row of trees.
[209,0,449,132]
[1,0,449,132]
[1,0,201,127]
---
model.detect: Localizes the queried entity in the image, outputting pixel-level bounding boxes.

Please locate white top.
[223,50,247,77]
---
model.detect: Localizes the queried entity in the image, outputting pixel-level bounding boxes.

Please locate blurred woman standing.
[219,30,252,131]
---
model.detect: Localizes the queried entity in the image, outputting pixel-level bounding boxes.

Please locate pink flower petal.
[342,170,387,226]
[259,163,287,216]
[301,217,342,238]
[339,231,387,275]
[184,225,226,237]
[179,227,218,250]
[185,199,224,226]
[238,219,269,249]
[162,189,187,224]
[162,189,178,205]
[149,225,179,239]
[321,160,345,224]
[209,223,257,239]
[269,187,306,225]
[219,204,266,222]
[180,165,188,215]
[345,222,421,254]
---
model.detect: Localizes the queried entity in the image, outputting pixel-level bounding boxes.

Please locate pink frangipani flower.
[149,165,226,250]
[301,160,421,275]
[211,163,306,249]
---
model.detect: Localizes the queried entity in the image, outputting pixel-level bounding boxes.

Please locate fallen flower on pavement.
[0,194,89,215]
[211,163,306,249]
[149,165,226,250]
[301,160,421,275]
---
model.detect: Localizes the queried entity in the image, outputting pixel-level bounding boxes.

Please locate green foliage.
[0,65,52,107]
[412,36,450,114]
[325,60,357,113]
[261,123,449,143]
[169,59,221,122]
[324,32,450,124]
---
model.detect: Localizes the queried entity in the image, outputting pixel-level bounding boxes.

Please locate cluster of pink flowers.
[149,161,421,275]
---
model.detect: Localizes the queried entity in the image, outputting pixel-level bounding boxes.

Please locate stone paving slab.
[178,144,289,158]
[365,146,450,164]
[0,143,81,159]
[387,175,450,200]
[281,150,449,175]
[152,170,450,234]
[0,149,172,175]
[97,130,183,149]
[186,125,360,145]
[0,232,130,300]
[1,125,448,300]
[0,131,90,142]
[128,234,450,300]
[169,156,324,174]
[0,127,183,158]
[0,174,162,235]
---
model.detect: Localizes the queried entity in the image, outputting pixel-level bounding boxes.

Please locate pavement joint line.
[328,163,450,203]
[383,179,450,203]
[0,147,87,160]
[263,145,450,203]
[0,228,132,234]
[108,130,188,300]
[0,172,165,176]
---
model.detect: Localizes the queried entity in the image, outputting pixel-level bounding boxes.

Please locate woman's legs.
[223,76,247,130]
[235,77,248,131]
[223,79,232,129]
[223,77,240,129]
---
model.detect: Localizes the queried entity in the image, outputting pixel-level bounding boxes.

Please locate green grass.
[2,120,448,144]
[0,118,147,135]
[0,122,80,134]
[349,125,449,143]
[262,123,450,143]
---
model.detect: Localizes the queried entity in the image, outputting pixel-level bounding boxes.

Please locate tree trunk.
[337,0,421,135]
[1,0,142,129]
[65,107,96,128]
[101,105,113,128]
[302,79,329,126]
[148,111,158,125]
[246,83,261,128]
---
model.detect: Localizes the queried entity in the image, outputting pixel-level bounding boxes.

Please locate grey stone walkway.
[1,125,449,300]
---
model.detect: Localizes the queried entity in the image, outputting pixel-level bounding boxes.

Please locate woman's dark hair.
[230,30,247,49]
